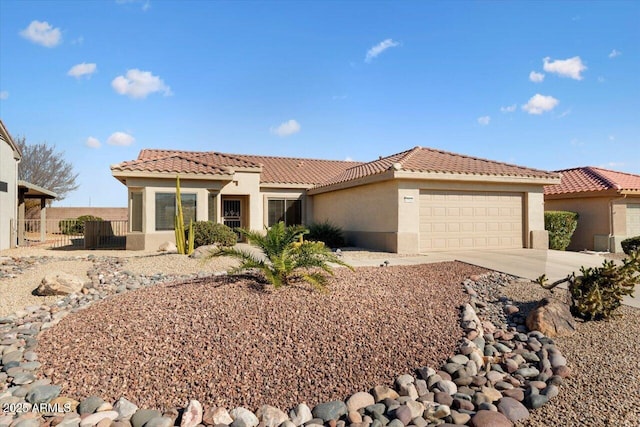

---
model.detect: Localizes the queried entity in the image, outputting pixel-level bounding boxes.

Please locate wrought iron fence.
[12,219,128,249]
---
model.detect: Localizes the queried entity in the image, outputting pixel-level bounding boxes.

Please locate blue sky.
[1,0,638,207]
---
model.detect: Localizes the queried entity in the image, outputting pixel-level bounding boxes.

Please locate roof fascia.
[544,189,620,200]
[111,170,234,182]
[392,170,561,185]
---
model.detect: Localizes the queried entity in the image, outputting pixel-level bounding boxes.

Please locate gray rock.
[542,384,559,400]
[11,372,35,385]
[497,397,529,422]
[2,350,23,365]
[392,405,412,425]
[364,404,386,416]
[435,380,457,395]
[158,241,178,252]
[515,367,540,378]
[114,397,138,421]
[78,395,106,414]
[25,385,60,404]
[145,417,174,427]
[312,401,348,422]
[230,407,259,427]
[387,420,404,427]
[289,403,312,426]
[524,394,549,409]
[131,409,163,427]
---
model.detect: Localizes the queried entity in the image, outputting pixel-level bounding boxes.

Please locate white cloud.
[86,137,101,148]
[19,20,62,47]
[68,63,97,79]
[522,94,559,115]
[500,104,517,113]
[365,39,400,63]
[477,116,491,126]
[529,71,545,83]
[345,156,353,161]
[270,119,301,137]
[608,49,621,59]
[116,0,151,11]
[107,132,135,146]
[0,91,8,100]
[111,69,172,99]
[542,56,587,80]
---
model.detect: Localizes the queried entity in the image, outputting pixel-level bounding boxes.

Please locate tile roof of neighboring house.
[112,154,234,176]
[544,167,640,195]
[318,146,559,187]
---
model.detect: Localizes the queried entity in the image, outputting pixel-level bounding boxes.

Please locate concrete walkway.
[342,249,639,308]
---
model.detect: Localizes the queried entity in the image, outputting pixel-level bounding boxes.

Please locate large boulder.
[35,272,86,296]
[525,297,576,337]
[189,244,218,259]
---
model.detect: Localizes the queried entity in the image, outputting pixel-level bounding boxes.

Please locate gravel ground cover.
[501,280,640,426]
[37,262,486,412]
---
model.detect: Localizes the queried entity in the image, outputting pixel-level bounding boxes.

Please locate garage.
[419,190,524,251]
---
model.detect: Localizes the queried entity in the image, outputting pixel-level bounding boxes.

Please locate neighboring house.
[111,146,560,253]
[544,167,640,253]
[0,120,21,250]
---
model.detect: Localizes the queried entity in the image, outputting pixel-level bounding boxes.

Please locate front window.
[155,193,197,231]
[131,192,143,232]
[268,199,302,227]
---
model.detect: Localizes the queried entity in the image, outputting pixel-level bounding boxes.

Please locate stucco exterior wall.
[0,139,19,250]
[544,197,611,251]
[545,195,640,253]
[312,181,399,252]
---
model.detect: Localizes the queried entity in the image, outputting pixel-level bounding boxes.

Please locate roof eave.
[111,170,234,184]
[393,170,561,185]
[544,188,621,199]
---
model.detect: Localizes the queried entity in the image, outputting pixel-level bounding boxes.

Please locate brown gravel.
[501,281,640,427]
[37,262,486,412]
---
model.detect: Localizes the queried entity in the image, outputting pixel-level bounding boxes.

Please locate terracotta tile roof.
[233,154,361,185]
[544,167,640,195]
[114,149,361,185]
[112,153,234,175]
[318,146,558,187]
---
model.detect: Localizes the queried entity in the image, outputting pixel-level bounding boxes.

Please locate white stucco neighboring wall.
[0,127,20,250]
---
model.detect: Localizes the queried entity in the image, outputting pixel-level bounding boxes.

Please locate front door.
[222,198,243,239]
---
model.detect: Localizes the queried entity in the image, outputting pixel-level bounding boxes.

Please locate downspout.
[609,193,627,253]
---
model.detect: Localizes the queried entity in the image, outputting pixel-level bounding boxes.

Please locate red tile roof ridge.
[553,166,620,190]
[225,151,363,164]
[408,146,555,175]
[114,153,230,174]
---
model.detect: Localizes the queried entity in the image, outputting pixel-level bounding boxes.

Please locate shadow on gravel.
[165,273,272,294]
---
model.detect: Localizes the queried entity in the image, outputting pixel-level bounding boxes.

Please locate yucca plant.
[208,221,353,291]
[536,250,639,320]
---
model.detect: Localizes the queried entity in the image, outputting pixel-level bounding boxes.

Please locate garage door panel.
[420,190,523,251]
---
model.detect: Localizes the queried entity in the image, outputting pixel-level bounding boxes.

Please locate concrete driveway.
[343,249,639,308]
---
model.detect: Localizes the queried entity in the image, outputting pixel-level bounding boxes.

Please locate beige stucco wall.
[123,172,265,250]
[545,195,640,252]
[312,180,400,252]
[0,139,19,250]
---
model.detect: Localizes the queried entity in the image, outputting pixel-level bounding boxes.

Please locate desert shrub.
[307,220,345,248]
[545,211,579,250]
[536,250,639,320]
[191,221,237,248]
[208,221,353,291]
[59,215,103,235]
[621,236,640,255]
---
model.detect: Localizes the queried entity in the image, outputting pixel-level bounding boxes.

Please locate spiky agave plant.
[208,221,353,291]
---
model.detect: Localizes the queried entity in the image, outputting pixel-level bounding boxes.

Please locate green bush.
[536,250,639,320]
[190,221,237,248]
[621,236,640,255]
[544,211,579,250]
[307,220,345,248]
[59,215,103,235]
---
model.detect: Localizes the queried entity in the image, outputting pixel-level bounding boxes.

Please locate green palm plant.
[208,221,353,291]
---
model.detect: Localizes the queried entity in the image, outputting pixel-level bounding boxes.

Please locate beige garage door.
[627,204,640,237]
[419,190,523,251]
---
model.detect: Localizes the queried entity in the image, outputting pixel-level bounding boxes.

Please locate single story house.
[544,166,640,253]
[111,146,560,253]
[0,120,21,250]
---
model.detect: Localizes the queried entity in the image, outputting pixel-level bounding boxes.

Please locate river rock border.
[0,257,570,427]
